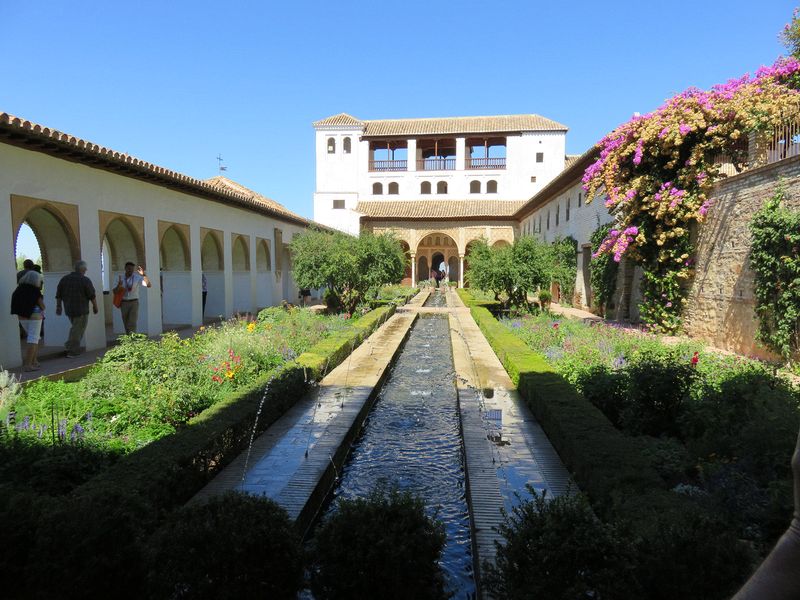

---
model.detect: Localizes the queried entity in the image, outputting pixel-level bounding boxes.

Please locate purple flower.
[58,419,67,441]
[612,355,627,370]
[16,415,31,432]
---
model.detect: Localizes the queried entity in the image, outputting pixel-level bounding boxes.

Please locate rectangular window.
[530,176,537,183]
[536,152,544,163]
[566,197,571,221]
[333,199,345,209]
[547,210,550,230]
[578,192,582,207]
[556,204,560,226]
[538,215,542,232]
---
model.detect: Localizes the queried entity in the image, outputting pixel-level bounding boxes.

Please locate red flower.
[691,351,699,368]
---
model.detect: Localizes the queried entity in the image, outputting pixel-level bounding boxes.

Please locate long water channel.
[321,302,475,597]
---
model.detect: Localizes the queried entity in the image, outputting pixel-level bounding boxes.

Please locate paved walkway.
[191,287,571,596]
[448,289,571,584]
[191,292,429,534]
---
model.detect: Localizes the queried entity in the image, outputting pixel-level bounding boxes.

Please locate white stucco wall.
[312,121,567,234]
[1,142,304,369]
[520,180,614,308]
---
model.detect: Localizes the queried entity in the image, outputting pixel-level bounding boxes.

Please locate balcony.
[417,158,456,171]
[466,157,506,170]
[369,159,407,172]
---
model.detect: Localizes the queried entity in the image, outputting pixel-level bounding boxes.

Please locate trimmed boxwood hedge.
[467,302,665,512]
[463,291,754,597]
[2,305,396,599]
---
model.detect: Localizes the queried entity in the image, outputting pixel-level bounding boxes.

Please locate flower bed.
[0,304,397,598]
[2,307,352,453]
[503,310,800,550]
[460,289,800,598]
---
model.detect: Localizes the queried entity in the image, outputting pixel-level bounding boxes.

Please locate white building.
[1,111,315,369]
[313,113,568,236]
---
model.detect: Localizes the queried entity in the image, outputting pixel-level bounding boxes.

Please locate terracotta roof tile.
[356,199,526,220]
[204,175,305,221]
[362,114,567,137]
[313,113,568,136]
[312,113,364,127]
[0,111,315,228]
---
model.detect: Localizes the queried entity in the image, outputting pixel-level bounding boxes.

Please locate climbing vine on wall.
[749,184,800,359]
[582,56,800,333]
[589,224,619,316]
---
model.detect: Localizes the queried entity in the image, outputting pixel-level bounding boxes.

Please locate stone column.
[249,234,258,313]
[459,254,465,288]
[411,253,416,286]
[223,231,233,317]
[456,137,466,170]
[143,215,163,336]
[189,223,203,326]
[407,139,417,172]
[0,192,22,367]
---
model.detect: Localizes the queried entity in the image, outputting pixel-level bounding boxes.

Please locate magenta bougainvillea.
[583,56,800,332]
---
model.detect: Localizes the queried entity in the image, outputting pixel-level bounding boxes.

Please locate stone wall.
[683,156,800,358]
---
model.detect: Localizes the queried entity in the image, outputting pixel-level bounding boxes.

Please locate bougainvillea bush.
[504,313,800,549]
[1,307,351,453]
[583,56,800,333]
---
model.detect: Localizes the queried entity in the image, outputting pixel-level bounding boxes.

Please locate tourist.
[11,270,45,371]
[114,262,151,334]
[201,272,208,317]
[16,258,34,283]
[55,260,98,357]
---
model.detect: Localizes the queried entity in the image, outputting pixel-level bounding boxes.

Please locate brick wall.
[683,156,800,358]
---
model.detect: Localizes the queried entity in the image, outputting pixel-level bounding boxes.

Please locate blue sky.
[4,0,796,258]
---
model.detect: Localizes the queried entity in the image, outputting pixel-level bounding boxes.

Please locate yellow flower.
[226,370,235,379]
[247,322,256,333]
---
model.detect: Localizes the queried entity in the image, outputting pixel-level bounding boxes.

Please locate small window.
[566,197,571,221]
[470,180,481,194]
[536,152,544,163]
[487,180,498,194]
[547,210,550,230]
[578,192,582,207]
[556,204,560,226]
[327,137,336,154]
[343,137,351,154]
[437,181,448,194]
[530,176,537,183]
[421,181,431,195]
[538,215,542,232]
[373,182,383,195]
[333,199,345,209]
[388,182,399,195]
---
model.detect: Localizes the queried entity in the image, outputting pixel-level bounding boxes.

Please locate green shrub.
[574,365,627,427]
[147,492,302,599]
[621,348,696,437]
[632,506,754,600]
[484,488,640,600]
[26,489,154,599]
[310,486,448,600]
[638,436,694,485]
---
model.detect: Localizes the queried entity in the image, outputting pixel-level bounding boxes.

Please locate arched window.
[373,182,383,195]
[421,181,431,195]
[487,180,498,194]
[327,137,336,154]
[437,181,448,194]
[343,137,352,154]
[469,180,481,194]
[388,182,399,195]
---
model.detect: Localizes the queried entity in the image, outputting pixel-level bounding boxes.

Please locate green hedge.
[468,303,666,512]
[73,305,396,512]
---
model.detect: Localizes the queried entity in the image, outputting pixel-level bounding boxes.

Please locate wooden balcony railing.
[369,159,407,172]
[417,158,456,171]
[466,157,506,169]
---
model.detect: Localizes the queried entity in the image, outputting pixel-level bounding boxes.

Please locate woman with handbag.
[11,270,45,371]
